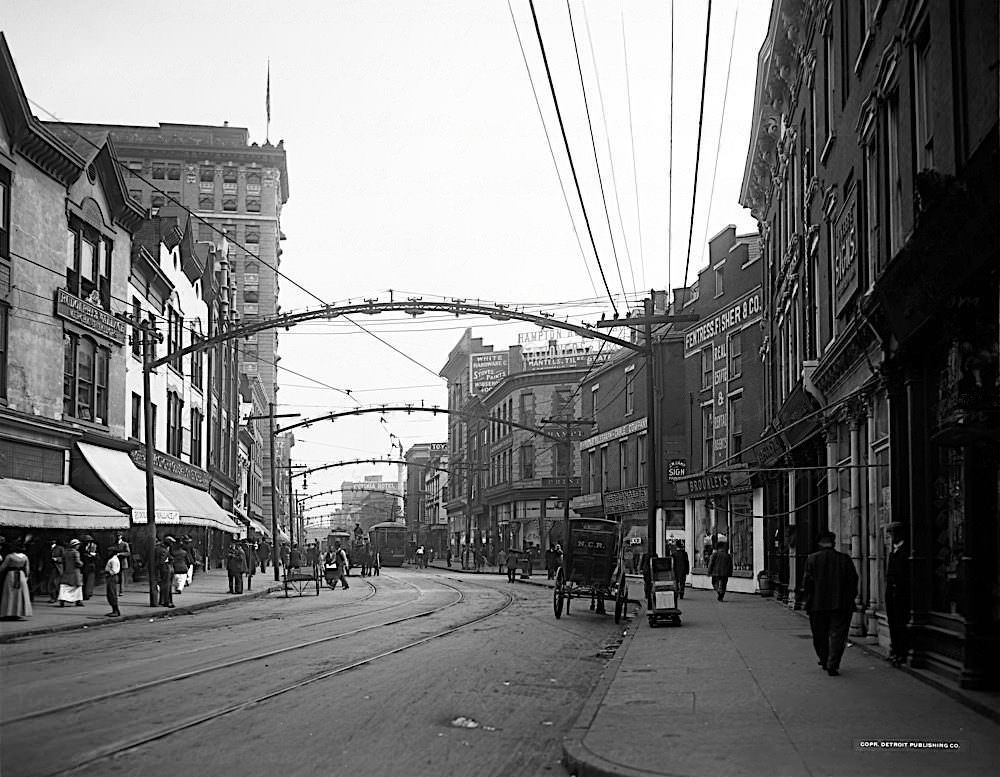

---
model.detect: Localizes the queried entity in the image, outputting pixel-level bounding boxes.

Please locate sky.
[4,0,771,518]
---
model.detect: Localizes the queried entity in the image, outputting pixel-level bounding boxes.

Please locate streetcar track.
[2,578,458,727]
[44,578,515,777]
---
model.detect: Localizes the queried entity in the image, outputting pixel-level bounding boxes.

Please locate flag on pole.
[265,59,271,140]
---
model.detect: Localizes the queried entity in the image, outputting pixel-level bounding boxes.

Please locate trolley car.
[553,517,629,624]
[369,521,407,567]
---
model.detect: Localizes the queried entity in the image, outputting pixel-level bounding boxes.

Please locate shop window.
[191,408,203,466]
[729,493,754,572]
[729,394,744,461]
[63,334,109,425]
[66,219,112,310]
[701,348,713,390]
[0,304,7,400]
[131,392,141,439]
[624,367,635,415]
[702,404,714,468]
[166,392,184,458]
[0,166,10,260]
[729,331,743,379]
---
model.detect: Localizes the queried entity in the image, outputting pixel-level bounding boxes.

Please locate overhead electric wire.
[29,99,442,381]
[527,0,619,317]
[697,1,740,269]
[565,0,631,299]
[667,0,675,292]
[579,1,637,295]
[681,0,713,291]
[507,0,599,300]
[620,4,646,290]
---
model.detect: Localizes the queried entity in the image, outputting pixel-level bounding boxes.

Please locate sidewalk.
[0,567,283,642]
[561,589,1000,777]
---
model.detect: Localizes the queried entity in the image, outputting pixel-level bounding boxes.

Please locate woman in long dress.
[0,540,33,619]
[58,539,84,606]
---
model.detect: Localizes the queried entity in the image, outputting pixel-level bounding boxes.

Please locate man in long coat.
[707,541,733,601]
[884,522,910,667]
[802,530,858,676]
[226,541,247,594]
[670,540,691,599]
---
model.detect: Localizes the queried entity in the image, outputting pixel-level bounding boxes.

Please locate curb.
[0,583,283,643]
[561,611,645,777]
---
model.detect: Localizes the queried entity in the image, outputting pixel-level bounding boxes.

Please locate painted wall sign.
[604,486,647,514]
[129,448,210,490]
[580,417,647,451]
[834,184,859,314]
[522,351,610,371]
[55,288,127,344]
[683,287,762,356]
[469,352,509,395]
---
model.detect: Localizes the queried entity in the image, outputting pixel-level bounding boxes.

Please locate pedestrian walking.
[227,541,246,594]
[802,530,859,676]
[884,522,910,667]
[446,547,453,568]
[80,534,98,600]
[0,539,33,620]
[113,532,130,595]
[545,544,555,579]
[707,541,733,601]
[331,541,350,590]
[671,540,690,599]
[170,540,189,594]
[372,548,381,576]
[58,538,85,607]
[46,539,64,603]
[279,542,290,571]
[103,546,120,617]
[181,536,195,586]
[415,545,424,568]
[497,548,506,576]
[289,543,302,571]
[245,541,259,591]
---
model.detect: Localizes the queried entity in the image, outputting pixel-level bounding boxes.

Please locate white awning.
[156,478,242,534]
[77,443,181,523]
[0,478,130,529]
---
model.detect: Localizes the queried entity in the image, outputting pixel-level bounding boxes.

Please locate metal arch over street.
[291,457,476,483]
[276,404,569,442]
[148,297,646,369]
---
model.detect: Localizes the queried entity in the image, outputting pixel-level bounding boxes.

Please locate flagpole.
[265,59,271,143]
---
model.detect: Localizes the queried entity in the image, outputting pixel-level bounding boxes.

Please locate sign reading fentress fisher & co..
[683,288,762,357]
[470,352,509,395]
[55,288,127,345]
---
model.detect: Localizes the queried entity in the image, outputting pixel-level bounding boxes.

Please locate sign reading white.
[469,352,509,395]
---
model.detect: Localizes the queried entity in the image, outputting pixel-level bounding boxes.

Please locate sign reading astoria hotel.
[55,288,127,345]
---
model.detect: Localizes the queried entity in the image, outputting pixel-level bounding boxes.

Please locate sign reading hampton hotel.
[55,288,127,345]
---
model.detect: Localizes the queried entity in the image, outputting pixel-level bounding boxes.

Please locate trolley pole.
[140,318,163,607]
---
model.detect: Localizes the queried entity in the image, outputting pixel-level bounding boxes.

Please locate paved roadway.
[1,567,627,777]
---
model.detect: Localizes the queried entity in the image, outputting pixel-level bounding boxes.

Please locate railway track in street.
[4,575,514,777]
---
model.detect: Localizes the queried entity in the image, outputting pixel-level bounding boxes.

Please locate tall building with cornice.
[64,121,291,535]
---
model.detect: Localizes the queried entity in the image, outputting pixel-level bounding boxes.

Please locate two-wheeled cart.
[646,555,682,626]
[553,517,629,624]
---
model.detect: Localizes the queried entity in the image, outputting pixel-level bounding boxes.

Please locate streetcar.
[553,517,629,624]
[369,521,407,567]
[326,530,353,565]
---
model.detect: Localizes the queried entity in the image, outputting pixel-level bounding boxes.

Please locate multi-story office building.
[741,0,998,687]
[67,120,291,537]
[422,447,449,557]
[673,227,765,593]
[403,442,447,550]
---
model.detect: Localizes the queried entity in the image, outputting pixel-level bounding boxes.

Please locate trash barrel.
[757,570,772,597]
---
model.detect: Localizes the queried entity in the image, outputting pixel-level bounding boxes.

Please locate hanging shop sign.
[667,459,688,480]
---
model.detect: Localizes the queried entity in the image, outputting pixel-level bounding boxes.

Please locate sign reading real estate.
[469,352,509,395]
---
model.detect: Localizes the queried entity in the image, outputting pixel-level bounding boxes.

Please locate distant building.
[403,442,447,546]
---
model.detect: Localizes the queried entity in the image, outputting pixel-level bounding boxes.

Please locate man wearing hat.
[885,522,910,667]
[79,534,99,600]
[802,530,858,676]
[57,539,85,607]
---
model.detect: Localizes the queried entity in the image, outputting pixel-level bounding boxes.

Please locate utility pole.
[596,294,697,557]
[139,318,163,607]
[245,405,301,581]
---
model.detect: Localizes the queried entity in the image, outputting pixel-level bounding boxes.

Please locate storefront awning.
[155,478,242,534]
[0,478,130,530]
[77,443,181,523]
[246,516,270,537]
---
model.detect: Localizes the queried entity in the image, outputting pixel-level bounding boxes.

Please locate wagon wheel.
[553,567,565,618]
[614,575,627,624]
